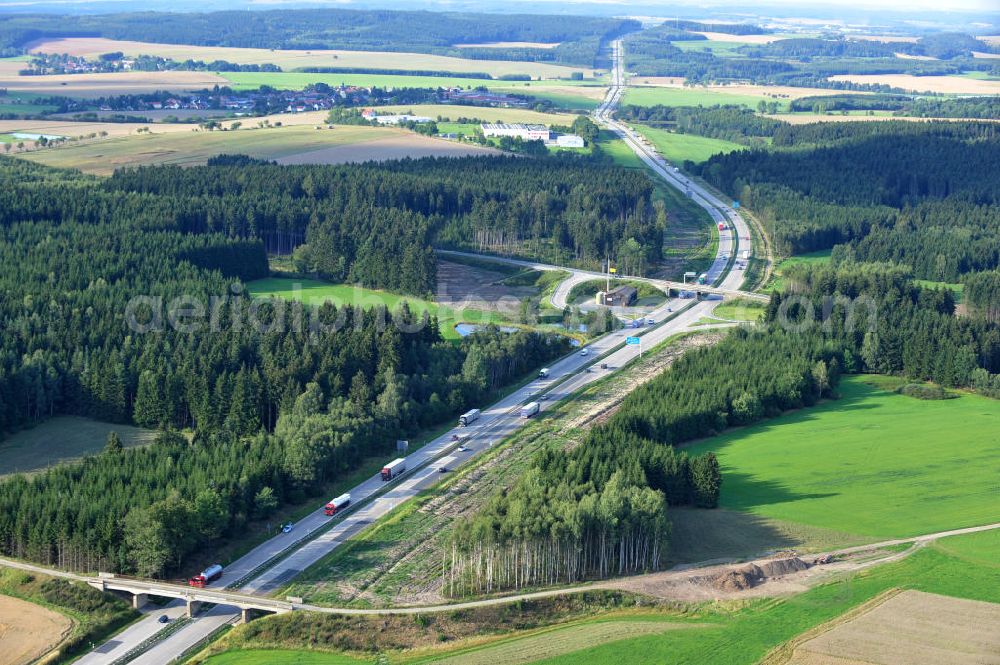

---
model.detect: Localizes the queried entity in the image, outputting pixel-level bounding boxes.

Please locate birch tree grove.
[446,470,670,596]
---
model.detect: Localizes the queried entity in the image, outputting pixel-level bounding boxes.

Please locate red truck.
[324,493,351,516]
[381,458,407,481]
[188,563,223,588]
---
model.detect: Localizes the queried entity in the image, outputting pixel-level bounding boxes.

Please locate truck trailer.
[520,401,540,418]
[324,493,351,516]
[381,458,407,481]
[188,564,223,588]
[459,409,480,427]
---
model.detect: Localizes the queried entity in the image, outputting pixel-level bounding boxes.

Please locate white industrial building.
[480,123,551,141]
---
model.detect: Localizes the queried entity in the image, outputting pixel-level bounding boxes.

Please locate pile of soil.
[758,557,809,578]
[711,563,763,591]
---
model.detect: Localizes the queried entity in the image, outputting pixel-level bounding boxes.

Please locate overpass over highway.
[436,249,770,307]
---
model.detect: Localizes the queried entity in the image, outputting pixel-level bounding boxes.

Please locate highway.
[76,37,757,665]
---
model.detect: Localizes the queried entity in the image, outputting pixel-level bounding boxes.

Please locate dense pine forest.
[0,156,574,575]
[107,156,666,286]
[695,121,1000,280]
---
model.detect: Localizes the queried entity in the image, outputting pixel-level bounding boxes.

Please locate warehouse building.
[480,123,551,141]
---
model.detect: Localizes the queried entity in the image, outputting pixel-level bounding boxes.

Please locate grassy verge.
[630,124,743,164]
[710,298,765,322]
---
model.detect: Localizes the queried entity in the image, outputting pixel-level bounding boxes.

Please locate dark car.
[158,614,170,624]
[438,466,449,473]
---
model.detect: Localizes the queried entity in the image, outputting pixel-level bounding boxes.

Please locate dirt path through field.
[0,594,73,665]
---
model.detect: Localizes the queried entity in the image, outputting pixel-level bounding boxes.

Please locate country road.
[67,34,763,665]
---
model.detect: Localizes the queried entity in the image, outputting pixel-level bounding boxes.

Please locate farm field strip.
[0,593,73,665]
[787,589,1000,665]
[27,37,597,79]
[0,70,228,97]
[17,124,495,174]
[827,73,1000,94]
[422,620,698,665]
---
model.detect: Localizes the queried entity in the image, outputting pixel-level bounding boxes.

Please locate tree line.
[106,156,665,288]
[0,9,637,67]
[694,121,1000,267]
[617,104,784,145]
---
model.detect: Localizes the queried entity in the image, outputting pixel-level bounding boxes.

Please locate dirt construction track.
[0,593,73,665]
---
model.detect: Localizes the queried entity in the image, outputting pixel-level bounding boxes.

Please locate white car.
[579,348,589,357]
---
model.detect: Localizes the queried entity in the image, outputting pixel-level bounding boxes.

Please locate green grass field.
[0,415,157,476]
[246,276,509,340]
[684,375,1000,539]
[711,298,765,321]
[597,132,644,169]
[631,124,743,164]
[0,89,60,115]
[623,86,776,109]
[766,249,832,291]
[915,279,964,303]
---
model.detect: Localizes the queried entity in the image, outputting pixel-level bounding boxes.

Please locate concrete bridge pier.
[186,600,203,618]
[132,593,149,610]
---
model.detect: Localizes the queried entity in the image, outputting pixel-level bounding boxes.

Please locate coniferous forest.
[0,156,576,576]
[696,121,1000,279]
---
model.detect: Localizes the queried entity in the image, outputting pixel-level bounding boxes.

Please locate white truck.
[538,368,550,378]
[520,401,540,418]
[459,409,480,427]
